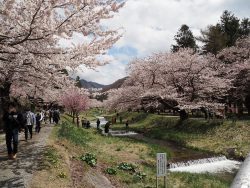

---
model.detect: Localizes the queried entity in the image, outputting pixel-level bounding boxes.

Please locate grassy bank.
[106,111,250,159]
[30,125,72,188]
[53,114,232,188]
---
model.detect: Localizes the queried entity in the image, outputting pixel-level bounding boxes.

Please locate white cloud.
[74,55,127,85]
[103,0,248,55]
[70,0,249,84]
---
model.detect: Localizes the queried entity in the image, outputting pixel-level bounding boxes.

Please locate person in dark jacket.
[35,112,42,133]
[96,118,100,130]
[86,120,90,128]
[2,102,23,160]
[125,120,129,131]
[104,121,110,134]
[53,109,60,124]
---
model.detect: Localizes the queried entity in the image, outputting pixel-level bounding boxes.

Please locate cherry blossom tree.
[89,98,103,108]
[217,36,250,115]
[61,88,89,125]
[105,49,232,120]
[0,0,124,111]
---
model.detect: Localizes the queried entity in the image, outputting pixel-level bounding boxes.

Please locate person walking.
[35,112,42,133]
[49,109,53,124]
[24,108,35,141]
[104,121,110,134]
[44,110,49,124]
[81,117,86,128]
[2,102,23,159]
[86,120,90,128]
[125,120,129,130]
[53,109,60,125]
[96,118,100,130]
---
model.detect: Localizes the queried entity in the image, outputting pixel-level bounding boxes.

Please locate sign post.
[156,153,167,188]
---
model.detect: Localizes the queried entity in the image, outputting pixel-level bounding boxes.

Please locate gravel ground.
[0,125,53,188]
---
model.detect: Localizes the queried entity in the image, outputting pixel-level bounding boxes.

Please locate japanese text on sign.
[157,153,167,177]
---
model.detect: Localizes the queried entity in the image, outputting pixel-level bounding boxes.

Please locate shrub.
[105,167,117,175]
[80,153,97,167]
[133,171,147,181]
[58,172,67,178]
[117,162,137,172]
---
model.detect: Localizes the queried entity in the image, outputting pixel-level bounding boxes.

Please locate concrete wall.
[231,152,250,188]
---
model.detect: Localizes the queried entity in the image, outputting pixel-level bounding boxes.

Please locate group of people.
[80,114,129,135]
[41,109,60,125]
[81,118,91,128]
[2,102,60,160]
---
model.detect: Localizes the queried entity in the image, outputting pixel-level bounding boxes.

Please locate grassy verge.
[30,126,72,188]
[108,111,250,159]
[55,114,232,188]
[0,134,4,144]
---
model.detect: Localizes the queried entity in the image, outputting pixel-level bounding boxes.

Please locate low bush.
[133,171,147,181]
[58,172,67,178]
[117,162,137,172]
[105,167,117,175]
[80,153,97,167]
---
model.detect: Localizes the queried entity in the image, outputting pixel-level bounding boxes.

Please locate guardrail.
[231,152,250,188]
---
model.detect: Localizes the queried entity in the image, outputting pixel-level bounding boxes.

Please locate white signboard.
[157,153,167,177]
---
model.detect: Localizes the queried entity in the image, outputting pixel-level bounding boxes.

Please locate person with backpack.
[24,108,35,141]
[2,102,23,159]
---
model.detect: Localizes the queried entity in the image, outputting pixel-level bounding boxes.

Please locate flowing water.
[108,130,138,136]
[169,156,241,173]
[92,116,138,136]
[93,117,241,174]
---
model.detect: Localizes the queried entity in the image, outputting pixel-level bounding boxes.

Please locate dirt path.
[0,125,53,188]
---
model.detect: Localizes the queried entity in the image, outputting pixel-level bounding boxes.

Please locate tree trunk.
[76,114,79,127]
[237,100,244,117]
[72,112,75,123]
[0,82,11,130]
[244,95,250,116]
[179,109,188,121]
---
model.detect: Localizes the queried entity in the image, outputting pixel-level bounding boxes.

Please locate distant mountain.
[78,77,127,91]
[102,77,128,92]
[79,79,106,89]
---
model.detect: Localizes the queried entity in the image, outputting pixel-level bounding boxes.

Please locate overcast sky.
[74,0,250,85]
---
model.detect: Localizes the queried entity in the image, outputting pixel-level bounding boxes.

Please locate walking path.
[0,125,53,188]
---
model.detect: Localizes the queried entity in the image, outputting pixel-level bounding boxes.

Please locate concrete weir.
[169,156,241,174]
[231,152,250,188]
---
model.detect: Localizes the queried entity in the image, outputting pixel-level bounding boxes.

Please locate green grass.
[0,134,4,144]
[43,146,60,168]
[55,114,233,188]
[108,111,250,159]
[58,116,91,145]
[80,108,103,121]
[168,172,231,188]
